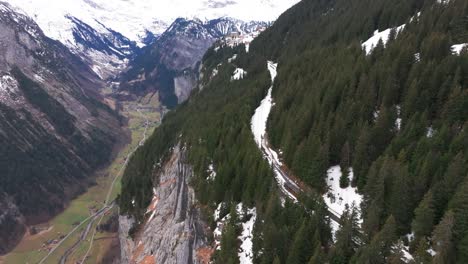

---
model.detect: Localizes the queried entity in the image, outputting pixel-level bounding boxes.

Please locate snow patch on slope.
[451,43,468,55]
[207,163,217,181]
[213,202,256,262]
[232,68,247,81]
[323,166,363,237]
[251,61,277,145]
[239,208,256,264]
[362,24,406,55]
[437,0,451,4]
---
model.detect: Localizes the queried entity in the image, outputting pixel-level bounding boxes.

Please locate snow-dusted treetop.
[6,0,299,46]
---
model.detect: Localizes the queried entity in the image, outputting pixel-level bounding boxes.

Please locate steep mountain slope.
[0,2,125,254]
[119,0,468,262]
[118,17,268,107]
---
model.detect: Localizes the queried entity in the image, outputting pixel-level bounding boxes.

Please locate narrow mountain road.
[251,61,343,224]
[39,107,151,264]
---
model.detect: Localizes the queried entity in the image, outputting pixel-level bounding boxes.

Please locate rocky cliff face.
[119,144,210,264]
[0,2,125,254]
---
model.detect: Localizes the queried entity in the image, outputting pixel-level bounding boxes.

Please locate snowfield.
[362,24,406,55]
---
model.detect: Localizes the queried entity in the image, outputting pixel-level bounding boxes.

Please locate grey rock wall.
[119,144,211,264]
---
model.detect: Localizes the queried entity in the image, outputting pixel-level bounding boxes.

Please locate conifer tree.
[432,211,455,264]
[356,216,398,263]
[413,237,432,264]
[412,191,435,243]
[286,220,313,264]
[340,141,351,188]
[329,207,360,264]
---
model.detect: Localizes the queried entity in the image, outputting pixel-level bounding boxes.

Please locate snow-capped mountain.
[118,17,268,107]
[6,0,298,46]
[5,0,298,79]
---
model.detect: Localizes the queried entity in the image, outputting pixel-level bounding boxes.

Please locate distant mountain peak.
[6,0,299,46]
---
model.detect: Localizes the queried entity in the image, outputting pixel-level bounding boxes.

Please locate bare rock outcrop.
[119,144,210,264]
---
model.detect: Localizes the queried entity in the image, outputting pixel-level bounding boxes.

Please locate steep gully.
[40,108,151,264]
[251,61,343,225]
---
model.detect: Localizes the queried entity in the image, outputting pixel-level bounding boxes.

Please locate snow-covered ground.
[239,208,257,264]
[323,166,363,238]
[251,61,277,146]
[414,53,421,62]
[8,0,299,47]
[232,68,247,80]
[207,163,217,180]
[451,43,468,55]
[228,54,238,63]
[250,61,300,202]
[437,0,451,4]
[396,105,402,131]
[362,24,406,55]
[213,202,256,264]
[427,127,435,138]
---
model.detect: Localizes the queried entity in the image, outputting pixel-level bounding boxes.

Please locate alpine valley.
[1,0,468,264]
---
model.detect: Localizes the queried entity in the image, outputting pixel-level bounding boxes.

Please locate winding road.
[39,107,151,264]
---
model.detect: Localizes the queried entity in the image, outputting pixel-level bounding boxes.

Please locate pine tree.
[309,247,327,264]
[340,141,351,188]
[329,207,360,264]
[356,216,398,263]
[448,176,468,263]
[412,191,435,243]
[456,234,468,264]
[387,240,406,264]
[286,220,314,264]
[389,163,413,234]
[354,126,372,189]
[272,255,281,264]
[431,211,455,264]
[413,237,432,264]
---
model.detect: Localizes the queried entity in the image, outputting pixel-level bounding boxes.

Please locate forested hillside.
[119,0,468,263]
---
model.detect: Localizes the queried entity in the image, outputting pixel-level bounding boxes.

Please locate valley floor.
[2,90,162,264]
